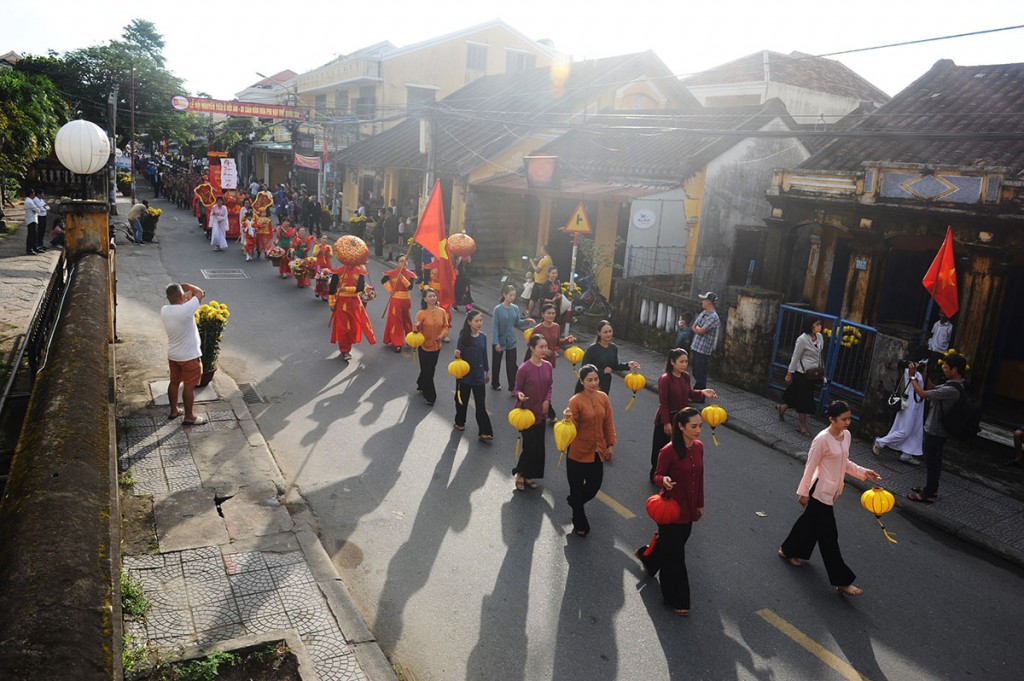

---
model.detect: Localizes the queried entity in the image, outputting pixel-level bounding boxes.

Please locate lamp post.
[55,120,111,200]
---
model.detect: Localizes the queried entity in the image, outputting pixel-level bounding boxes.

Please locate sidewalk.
[112,194,396,680]
[455,266,1024,569]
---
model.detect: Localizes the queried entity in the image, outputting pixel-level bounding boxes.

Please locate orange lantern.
[447,232,476,257]
[333,236,369,265]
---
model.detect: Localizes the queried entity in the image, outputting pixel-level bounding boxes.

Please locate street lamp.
[55,120,111,199]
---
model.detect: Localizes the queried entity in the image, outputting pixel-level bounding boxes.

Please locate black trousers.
[780,492,855,587]
[922,431,946,497]
[36,215,47,248]
[491,346,517,389]
[26,222,39,253]
[566,452,603,533]
[455,382,493,435]
[639,523,693,610]
[650,425,670,482]
[513,422,546,479]
[417,348,440,404]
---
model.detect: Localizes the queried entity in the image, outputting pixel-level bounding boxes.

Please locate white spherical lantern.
[54,120,110,175]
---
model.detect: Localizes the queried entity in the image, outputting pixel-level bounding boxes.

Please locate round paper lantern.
[405,331,425,349]
[700,404,728,446]
[447,359,470,379]
[508,408,536,431]
[523,327,533,342]
[333,236,369,265]
[55,120,110,175]
[447,232,476,257]
[553,418,577,467]
[646,493,681,525]
[860,487,898,544]
[563,346,584,366]
[623,371,646,412]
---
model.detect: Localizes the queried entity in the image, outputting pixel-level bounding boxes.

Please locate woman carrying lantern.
[513,333,554,491]
[413,287,449,405]
[381,254,418,353]
[453,309,493,440]
[577,321,640,395]
[491,284,534,392]
[778,400,881,596]
[329,236,376,361]
[564,364,616,537]
[650,349,717,484]
[313,235,334,300]
[528,303,575,420]
[636,407,705,616]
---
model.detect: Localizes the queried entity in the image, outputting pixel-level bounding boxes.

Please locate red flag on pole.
[921,226,959,318]
[414,179,456,311]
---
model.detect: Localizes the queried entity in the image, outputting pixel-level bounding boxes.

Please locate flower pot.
[198,368,217,387]
[270,255,282,267]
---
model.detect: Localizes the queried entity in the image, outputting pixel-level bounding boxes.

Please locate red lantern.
[645,493,681,525]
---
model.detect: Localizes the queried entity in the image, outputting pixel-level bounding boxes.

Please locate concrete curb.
[212,369,398,681]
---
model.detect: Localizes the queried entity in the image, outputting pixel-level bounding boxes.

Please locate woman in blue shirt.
[491,284,534,391]
[455,310,494,440]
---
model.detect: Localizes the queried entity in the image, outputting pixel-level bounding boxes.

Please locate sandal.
[478,434,494,441]
[777,404,785,421]
[524,479,538,489]
[778,548,801,567]
[797,427,811,437]
[837,585,864,596]
[453,424,465,431]
[674,609,690,616]
[168,410,181,420]
[906,491,936,504]
[515,476,525,491]
[182,416,208,426]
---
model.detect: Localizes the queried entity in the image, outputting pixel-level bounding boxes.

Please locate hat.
[698,291,718,304]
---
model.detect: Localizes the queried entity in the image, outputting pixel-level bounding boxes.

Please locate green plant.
[118,469,135,488]
[577,235,624,283]
[120,569,150,619]
[122,633,149,675]
[177,650,239,681]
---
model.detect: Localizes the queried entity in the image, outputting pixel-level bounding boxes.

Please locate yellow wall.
[682,171,706,273]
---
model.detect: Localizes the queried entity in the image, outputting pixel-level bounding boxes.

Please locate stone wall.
[719,289,784,392]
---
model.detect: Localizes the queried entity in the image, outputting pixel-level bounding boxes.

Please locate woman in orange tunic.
[380,254,418,353]
[313,235,334,300]
[329,263,377,361]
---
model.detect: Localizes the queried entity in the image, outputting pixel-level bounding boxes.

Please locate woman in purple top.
[651,349,716,483]
[513,333,553,491]
[636,407,705,616]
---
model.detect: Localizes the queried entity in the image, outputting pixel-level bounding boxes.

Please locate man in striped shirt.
[689,292,720,390]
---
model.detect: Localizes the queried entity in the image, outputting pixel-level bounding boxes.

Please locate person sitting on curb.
[905,354,966,503]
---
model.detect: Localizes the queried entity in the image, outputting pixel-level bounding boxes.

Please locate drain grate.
[201,268,250,280]
[238,382,266,404]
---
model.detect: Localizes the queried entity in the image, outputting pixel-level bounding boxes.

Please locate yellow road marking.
[596,491,636,519]
[756,608,870,681]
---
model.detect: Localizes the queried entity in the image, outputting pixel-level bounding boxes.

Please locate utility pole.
[129,66,136,203]
[107,83,119,215]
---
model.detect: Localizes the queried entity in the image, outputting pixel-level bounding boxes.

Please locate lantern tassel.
[456,380,463,405]
[412,350,417,364]
[642,533,658,557]
[876,517,898,544]
[557,450,565,467]
[712,430,719,447]
[625,394,636,412]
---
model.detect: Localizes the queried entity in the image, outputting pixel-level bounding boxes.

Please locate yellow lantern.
[623,371,646,412]
[405,331,425,363]
[448,358,471,404]
[508,408,537,459]
[860,487,898,544]
[563,345,584,366]
[523,327,533,342]
[700,404,728,446]
[553,418,577,467]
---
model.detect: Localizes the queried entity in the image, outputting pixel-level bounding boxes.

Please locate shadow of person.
[465,494,559,681]
[552,532,629,681]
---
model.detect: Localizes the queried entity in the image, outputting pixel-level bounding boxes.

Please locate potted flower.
[117,173,132,196]
[194,300,230,386]
[348,213,369,239]
[140,206,162,242]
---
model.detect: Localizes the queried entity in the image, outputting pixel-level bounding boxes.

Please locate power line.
[816,24,1024,58]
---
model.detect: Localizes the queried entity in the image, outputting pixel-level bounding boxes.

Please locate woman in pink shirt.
[778,400,881,596]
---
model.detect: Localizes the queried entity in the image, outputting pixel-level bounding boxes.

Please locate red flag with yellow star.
[922,226,959,317]
[413,179,456,311]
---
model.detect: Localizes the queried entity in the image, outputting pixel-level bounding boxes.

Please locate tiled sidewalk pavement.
[456,269,1024,567]
[118,396,382,680]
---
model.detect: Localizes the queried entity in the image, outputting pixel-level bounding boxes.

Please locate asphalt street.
[133,196,1024,681]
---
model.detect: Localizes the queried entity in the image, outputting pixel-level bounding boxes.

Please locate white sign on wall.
[220,158,238,189]
[631,208,657,229]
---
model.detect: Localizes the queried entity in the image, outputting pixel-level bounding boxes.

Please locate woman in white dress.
[209,196,229,251]
[873,363,925,465]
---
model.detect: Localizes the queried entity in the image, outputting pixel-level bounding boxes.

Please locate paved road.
[143,194,1024,681]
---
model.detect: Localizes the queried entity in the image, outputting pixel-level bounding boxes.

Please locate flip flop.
[182,416,208,427]
[906,491,935,504]
[524,479,538,489]
[168,411,181,420]
[778,548,801,567]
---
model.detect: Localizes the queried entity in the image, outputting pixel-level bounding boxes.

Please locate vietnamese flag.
[921,226,959,317]
[414,179,456,311]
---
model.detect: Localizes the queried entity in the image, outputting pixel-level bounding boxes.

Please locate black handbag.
[887,376,908,413]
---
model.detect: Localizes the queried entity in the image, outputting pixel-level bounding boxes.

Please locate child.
[242,217,257,261]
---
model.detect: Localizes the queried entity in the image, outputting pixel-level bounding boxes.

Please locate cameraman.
[905,354,966,504]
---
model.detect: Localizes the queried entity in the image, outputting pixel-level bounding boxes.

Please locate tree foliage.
[16,21,192,150]
[0,69,68,183]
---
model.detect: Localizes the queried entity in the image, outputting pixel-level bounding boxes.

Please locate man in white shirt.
[926,311,954,382]
[23,188,41,255]
[161,283,207,425]
[33,189,50,252]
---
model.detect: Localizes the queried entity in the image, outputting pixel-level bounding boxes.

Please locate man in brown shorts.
[161,282,207,425]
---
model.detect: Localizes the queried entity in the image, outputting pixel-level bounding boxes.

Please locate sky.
[2,1,1022,105]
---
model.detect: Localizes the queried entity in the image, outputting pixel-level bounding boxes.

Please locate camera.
[897,359,911,371]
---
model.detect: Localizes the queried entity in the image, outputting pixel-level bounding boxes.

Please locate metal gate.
[768,305,877,417]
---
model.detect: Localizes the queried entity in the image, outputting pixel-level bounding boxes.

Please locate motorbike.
[570,274,612,319]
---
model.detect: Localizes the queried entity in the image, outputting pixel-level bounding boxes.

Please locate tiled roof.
[533,99,801,181]
[336,51,702,175]
[685,50,889,103]
[801,60,1024,173]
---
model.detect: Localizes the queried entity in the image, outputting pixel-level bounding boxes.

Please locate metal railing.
[624,245,688,278]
